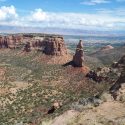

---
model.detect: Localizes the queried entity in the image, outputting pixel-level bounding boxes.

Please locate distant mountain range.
[0,25,125,36]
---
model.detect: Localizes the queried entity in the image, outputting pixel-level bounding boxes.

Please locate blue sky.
[0,0,125,31]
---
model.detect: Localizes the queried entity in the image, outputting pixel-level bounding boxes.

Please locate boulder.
[72,40,85,67]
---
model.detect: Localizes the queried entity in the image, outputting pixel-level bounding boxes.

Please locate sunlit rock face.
[31,36,68,56]
[73,40,85,67]
[43,37,67,56]
[0,34,68,56]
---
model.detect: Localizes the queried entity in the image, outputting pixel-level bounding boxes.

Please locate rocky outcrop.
[29,36,68,56]
[110,72,125,93]
[0,35,22,49]
[43,37,67,56]
[110,55,125,92]
[23,42,31,52]
[0,36,9,48]
[0,34,68,56]
[72,96,103,110]
[32,36,67,56]
[72,40,84,67]
[117,55,125,68]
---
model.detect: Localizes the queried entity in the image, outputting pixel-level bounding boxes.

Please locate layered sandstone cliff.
[23,36,67,56]
[42,37,67,56]
[0,34,68,56]
[0,35,22,49]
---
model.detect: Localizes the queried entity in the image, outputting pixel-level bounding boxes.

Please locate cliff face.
[42,37,67,56]
[0,35,22,49]
[26,36,67,56]
[0,36,8,48]
[0,34,68,56]
[72,40,85,67]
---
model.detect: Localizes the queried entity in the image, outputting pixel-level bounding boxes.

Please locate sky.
[0,0,125,31]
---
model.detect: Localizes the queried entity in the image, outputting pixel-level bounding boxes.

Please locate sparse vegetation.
[0,48,116,125]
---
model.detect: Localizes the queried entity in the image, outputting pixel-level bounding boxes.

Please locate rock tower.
[73,40,85,67]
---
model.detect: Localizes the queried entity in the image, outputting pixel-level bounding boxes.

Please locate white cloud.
[0,5,18,21]
[30,9,47,22]
[27,9,125,30]
[0,5,125,31]
[80,0,110,5]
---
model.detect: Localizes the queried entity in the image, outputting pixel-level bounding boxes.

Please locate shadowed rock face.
[110,55,125,92]
[72,40,85,67]
[118,55,125,67]
[0,36,8,48]
[23,42,31,52]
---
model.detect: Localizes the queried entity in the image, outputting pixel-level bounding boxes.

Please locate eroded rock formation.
[72,40,85,67]
[0,34,68,56]
[0,36,8,48]
[23,42,31,52]
[0,35,22,49]
[26,36,67,56]
[43,37,67,56]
